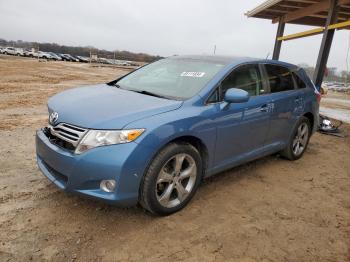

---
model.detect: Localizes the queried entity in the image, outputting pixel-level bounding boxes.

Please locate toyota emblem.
[49,111,59,125]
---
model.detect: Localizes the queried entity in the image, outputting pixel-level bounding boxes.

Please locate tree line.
[0,38,163,62]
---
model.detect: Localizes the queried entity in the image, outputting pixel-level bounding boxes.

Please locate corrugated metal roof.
[245,0,282,18]
[246,0,350,27]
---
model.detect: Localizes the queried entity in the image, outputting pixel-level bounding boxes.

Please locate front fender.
[125,105,218,171]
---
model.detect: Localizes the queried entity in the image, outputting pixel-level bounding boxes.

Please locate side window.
[207,88,220,104]
[221,64,264,98]
[265,64,295,93]
[293,72,307,89]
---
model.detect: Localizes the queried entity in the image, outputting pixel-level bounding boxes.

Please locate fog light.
[100,180,116,192]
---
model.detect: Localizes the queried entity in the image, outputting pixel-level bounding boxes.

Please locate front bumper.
[36,129,152,206]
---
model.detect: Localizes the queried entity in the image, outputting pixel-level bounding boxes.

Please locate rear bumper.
[36,129,152,207]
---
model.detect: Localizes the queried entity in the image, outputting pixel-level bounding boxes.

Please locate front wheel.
[140,143,203,216]
[281,116,311,160]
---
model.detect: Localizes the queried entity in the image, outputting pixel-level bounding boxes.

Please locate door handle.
[260,104,269,112]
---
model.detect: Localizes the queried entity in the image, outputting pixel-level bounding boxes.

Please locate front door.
[213,64,272,169]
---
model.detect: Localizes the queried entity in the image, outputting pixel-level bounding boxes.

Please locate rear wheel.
[140,143,202,216]
[281,116,311,160]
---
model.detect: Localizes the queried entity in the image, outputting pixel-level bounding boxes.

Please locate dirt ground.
[0,55,349,262]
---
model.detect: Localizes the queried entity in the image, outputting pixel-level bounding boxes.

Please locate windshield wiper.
[112,83,121,88]
[132,90,169,99]
[111,85,172,100]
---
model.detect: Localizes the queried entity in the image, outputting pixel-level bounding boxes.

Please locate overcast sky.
[1,0,349,70]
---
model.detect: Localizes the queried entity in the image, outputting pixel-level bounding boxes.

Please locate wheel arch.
[168,135,209,173]
[139,134,210,190]
[303,112,315,132]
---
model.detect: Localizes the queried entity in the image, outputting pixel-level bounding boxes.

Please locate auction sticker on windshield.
[180,72,206,77]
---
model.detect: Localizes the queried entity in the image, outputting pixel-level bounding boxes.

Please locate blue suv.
[36,55,320,215]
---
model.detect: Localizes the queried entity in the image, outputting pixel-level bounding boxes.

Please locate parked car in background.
[38,51,55,59]
[36,55,320,215]
[46,52,62,61]
[25,50,39,58]
[63,54,79,62]
[114,60,131,66]
[15,48,24,56]
[58,54,74,61]
[70,55,83,62]
[3,47,24,56]
[3,47,16,55]
[75,56,89,63]
[24,51,52,59]
[56,54,69,61]
[126,61,139,66]
[98,57,112,64]
[23,49,32,57]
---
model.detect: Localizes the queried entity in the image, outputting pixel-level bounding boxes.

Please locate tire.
[280,116,311,160]
[140,143,203,216]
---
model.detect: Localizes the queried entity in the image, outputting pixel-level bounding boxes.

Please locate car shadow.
[46,153,281,220]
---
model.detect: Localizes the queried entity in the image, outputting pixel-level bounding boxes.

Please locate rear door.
[262,64,304,146]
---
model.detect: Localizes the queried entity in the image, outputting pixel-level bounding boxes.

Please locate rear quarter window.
[293,72,307,89]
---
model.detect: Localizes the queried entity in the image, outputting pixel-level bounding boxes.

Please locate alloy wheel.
[292,122,309,156]
[155,153,197,208]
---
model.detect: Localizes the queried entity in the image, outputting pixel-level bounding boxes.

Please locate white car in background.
[37,51,56,59]
[25,50,55,60]
[3,47,24,56]
[24,50,39,57]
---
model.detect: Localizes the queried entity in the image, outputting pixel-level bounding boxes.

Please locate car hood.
[48,84,183,129]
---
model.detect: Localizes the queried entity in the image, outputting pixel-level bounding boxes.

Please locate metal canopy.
[246,0,350,27]
[246,0,350,88]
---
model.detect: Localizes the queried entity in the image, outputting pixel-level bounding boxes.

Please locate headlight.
[75,129,145,154]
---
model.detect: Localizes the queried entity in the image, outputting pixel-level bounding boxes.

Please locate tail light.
[311,80,321,104]
[315,89,321,104]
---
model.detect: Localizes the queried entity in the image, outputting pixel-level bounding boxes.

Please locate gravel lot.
[0,55,349,262]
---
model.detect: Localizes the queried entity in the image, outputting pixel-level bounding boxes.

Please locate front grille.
[43,123,87,151]
[49,123,87,147]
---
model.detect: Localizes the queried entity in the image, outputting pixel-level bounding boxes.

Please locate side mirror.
[224,88,250,103]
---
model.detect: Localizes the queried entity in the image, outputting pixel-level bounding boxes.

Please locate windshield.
[116,58,225,100]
